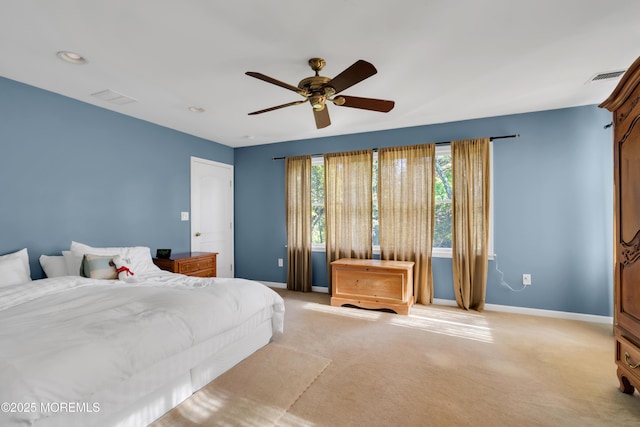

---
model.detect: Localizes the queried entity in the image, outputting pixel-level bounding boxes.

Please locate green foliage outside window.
[311,163,325,244]
[433,154,452,248]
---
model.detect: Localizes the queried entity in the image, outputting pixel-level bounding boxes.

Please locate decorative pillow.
[80,254,118,280]
[39,255,68,278]
[0,248,31,286]
[70,241,159,274]
[112,255,135,280]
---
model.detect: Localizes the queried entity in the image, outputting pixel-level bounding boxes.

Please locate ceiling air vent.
[91,89,137,105]
[589,70,626,83]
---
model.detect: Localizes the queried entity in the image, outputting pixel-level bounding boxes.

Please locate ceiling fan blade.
[245,72,307,94]
[325,60,378,95]
[338,95,395,112]
[313,107,331,129]
[248,100,307,115]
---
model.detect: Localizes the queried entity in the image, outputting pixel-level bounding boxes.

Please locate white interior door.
[190,157,234,277]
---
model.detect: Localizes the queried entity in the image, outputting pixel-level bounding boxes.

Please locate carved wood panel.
[618,106,640,325]
[619,117,640,245]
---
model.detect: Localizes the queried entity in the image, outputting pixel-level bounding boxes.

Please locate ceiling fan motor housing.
[298,75,332,110]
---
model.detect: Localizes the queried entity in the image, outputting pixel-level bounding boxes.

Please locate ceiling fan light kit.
[246,57,395,129]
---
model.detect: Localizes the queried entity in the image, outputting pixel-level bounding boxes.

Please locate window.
[433,145,453,257]
[311,155,379,250]
[310,145,491,257]
[311,157,325,249]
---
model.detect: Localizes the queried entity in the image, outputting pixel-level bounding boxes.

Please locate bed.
[0,242,285,427]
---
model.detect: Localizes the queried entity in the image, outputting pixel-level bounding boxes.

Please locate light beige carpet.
[151,343,331,426]
[153,289,640,426]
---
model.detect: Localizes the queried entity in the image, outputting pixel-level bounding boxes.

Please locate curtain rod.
[271,133,520,160]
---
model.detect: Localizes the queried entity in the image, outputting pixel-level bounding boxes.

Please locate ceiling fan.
[245,58,395,129]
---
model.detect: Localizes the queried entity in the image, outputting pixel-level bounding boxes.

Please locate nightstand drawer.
[185,267,216,278]
[178,258,215,274]
[153,252,218,278]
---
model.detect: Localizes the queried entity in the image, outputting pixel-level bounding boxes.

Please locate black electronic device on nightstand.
[156,249,171,259]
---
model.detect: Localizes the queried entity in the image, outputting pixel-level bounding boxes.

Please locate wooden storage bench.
[330,258,414,315]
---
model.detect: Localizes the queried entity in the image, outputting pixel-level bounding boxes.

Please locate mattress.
[0,272,284,427]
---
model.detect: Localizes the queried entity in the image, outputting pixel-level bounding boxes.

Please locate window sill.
[312,246,494,260]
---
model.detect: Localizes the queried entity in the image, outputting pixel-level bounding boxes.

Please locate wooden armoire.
[600,55,640,394]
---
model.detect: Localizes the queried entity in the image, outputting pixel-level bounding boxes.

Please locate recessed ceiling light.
[188,106,206,113]
[56,51,87,64]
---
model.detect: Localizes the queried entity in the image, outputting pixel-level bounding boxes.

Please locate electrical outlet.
[523,274,532,286]
[278,258,283,267]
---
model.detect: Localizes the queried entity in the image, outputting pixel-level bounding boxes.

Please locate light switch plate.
[181,212,189,221]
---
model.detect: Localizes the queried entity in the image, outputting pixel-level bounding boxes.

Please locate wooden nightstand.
[153,252,218,277]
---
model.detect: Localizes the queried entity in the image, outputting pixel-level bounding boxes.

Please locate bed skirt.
[32,313,275,427]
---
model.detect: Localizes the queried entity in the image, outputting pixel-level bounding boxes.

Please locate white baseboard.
[259,281,286,289]
[433,298,612,324]
[259,281,612,324]
[258,281,328,294]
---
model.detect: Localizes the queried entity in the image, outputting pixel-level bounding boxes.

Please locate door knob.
[195,232,201,237]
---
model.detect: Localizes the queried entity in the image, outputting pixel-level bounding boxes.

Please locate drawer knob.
[625,352,640,369]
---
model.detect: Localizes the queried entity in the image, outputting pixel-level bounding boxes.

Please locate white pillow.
[0,258,30,287]
[0,248,31,286]
[70,241,159,274]
[39,255,69,278]
[63,250,83,276]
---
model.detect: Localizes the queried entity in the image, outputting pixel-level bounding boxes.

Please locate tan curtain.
[324,150,373,293]
[285,155,312,292]
[378,144,436,305]
[451,138,491,311]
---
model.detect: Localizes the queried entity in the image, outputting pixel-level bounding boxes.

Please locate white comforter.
[0,272,284,425]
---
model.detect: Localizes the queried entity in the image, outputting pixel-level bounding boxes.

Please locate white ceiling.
[1,1,639,148]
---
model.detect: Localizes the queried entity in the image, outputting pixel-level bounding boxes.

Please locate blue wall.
[0,75,614,316]
[235,105,614,316]
[0,77,233,278]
